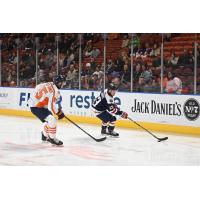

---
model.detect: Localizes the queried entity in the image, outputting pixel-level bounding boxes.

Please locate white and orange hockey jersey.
[29,82,62,115]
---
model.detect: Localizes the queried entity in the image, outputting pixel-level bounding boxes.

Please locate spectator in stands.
[121,64,131,91]
[140,42,152,56]
[168,52,179,66]
[90,47,100,58]
[150,43,160,57]
[20,64,35,80]
[84,40,93,57]
[133,63,142,85]
[141,78,154,93]
[66,51,75,66]
[59,53,66,68]
[110,62,122,79]
[128,35,140,56]
[139,65,153,85]
[8,52,17,64]
[165,72,182,94]
[121,35,130,48]
[106,59,115,75]
[90,57,97,73]
[88,73,102,90]
[10,80,16,86]
[6,71,13,84]
[93,66,104,80]
[65,64,78,89]
[178,49,193,66]
[81,76,89,90]
[152,78,160,93]
[162,72,169,91]
[152,55,168,69]
[163,33,171,42]
[115,53,125,70]
[131,35,140,51]
[111,77,121,88]
[81,63,93,77]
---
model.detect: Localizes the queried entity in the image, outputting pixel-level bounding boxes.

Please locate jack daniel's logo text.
[131,99,182,116]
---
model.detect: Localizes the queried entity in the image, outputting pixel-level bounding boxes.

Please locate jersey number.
[93,96,101,107]
[35,84,54,99]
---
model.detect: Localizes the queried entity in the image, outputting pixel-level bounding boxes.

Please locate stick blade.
[95,136,107,142]
[158,137,168,142]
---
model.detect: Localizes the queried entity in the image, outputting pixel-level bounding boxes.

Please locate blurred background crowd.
[0,33,200,94]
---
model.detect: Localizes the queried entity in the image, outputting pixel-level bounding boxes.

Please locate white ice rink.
[0,115,200,165]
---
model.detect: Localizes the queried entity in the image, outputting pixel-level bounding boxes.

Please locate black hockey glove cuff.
[57,109,65,120]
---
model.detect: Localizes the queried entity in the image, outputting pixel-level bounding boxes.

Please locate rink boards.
[0,87,200,136]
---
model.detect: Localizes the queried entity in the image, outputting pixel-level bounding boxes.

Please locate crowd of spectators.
[0,33,199,94]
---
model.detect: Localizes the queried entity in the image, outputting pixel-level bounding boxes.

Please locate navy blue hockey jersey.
[92,89,122,115]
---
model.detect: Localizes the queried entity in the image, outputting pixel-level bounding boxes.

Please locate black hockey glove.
[57,109,65,120]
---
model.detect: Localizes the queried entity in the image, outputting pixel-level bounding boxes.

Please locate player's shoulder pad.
[104,90,114,104]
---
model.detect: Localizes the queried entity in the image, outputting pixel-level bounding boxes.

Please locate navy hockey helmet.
[54,75,65,88]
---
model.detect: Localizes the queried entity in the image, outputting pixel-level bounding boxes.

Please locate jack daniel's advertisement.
[131,98,199,120]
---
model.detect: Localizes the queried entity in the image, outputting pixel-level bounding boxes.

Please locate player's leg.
[97,111,118,137]
[101,122,107,134]
[44,114,63,145]
[30,107,51,140]
[42,122,49,141]
[108,117,119,137]
[96,111,110,134]
[30,107,63,145]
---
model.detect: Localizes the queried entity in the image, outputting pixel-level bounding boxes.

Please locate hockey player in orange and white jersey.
[29,75,65,146]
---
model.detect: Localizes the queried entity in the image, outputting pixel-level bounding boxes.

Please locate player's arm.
[48,95,65,120]
[47,84,65,120]
[107,103,128,119]
[55,95,65,120]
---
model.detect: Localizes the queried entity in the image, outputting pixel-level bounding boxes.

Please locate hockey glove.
[121,111,128,119]
[57,109,65,120]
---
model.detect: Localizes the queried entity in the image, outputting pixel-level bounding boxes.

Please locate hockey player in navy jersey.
[92,83,128,137]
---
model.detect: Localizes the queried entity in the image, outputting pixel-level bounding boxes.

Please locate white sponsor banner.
[0,87,32,110]
[0,87,200,127]
[118,92,200,127]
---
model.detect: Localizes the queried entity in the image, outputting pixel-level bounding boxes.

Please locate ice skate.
[101,126,119,137]
[41,131,48,142]
[47,137,63,146]
[108,126,119,137]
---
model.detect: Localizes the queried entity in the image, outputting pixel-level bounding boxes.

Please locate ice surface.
[0,115,200,166]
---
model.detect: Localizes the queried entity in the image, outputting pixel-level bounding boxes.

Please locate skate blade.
[101,133,119,138]
[51,144,64,147]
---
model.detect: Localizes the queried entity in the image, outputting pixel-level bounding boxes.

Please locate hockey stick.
[128,117,168,142]
[64,116,106,142]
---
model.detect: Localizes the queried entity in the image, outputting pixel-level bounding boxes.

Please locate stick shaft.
[128,117,161,140]
[64,116,106,142]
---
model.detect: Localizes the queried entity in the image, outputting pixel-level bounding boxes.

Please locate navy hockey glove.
[121,111,128,119]
[57,109,65,120]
